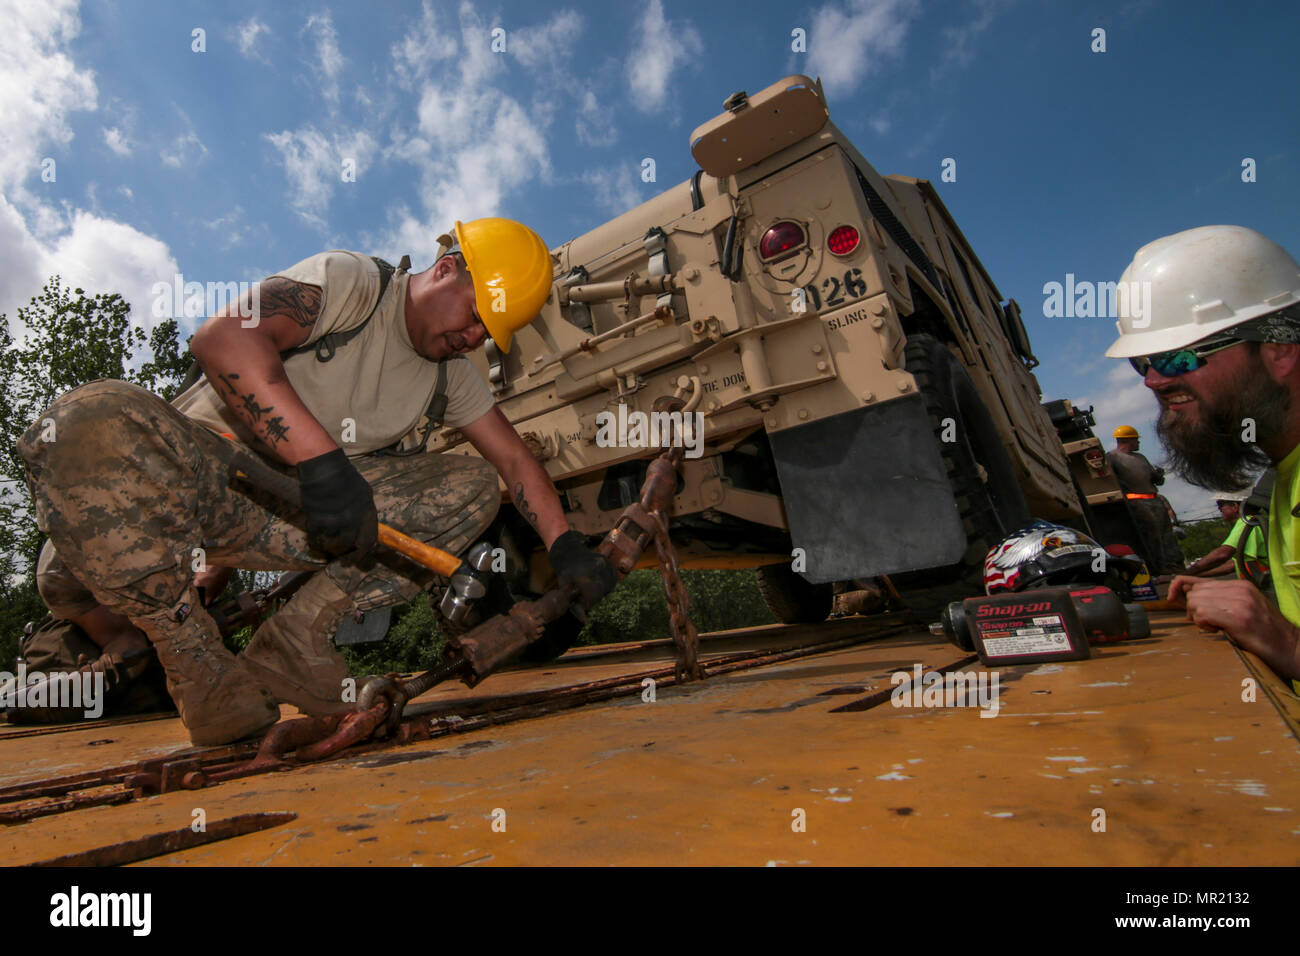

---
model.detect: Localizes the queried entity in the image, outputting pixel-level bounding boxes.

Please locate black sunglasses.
[1129,338,1242,377]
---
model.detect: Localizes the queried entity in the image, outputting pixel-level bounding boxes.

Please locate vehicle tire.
[891,334,1032,624]
[755,562,834,624]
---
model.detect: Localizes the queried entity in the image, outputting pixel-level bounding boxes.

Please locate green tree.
[1178,518,1234,564]
[580,568,774,645]
[0,276,190,662]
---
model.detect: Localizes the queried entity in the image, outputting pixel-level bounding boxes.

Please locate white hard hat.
[1212,491,1246,504]
[1105,225,1300,358]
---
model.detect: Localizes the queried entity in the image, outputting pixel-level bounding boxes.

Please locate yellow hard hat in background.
[454,218,553,354]
[1114,425,1140,439]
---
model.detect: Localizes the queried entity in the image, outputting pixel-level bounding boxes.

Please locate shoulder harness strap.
[1239,467,1276,590]
[1243,467,1276,541]
[283,254,407,363]
[379,357,450,457]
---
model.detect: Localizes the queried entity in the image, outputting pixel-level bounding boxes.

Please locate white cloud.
[1,195,180,341]
[576,89,617,147]
[932,0,1008,84]
[580,165,644,216]
[392,1,459,89]
[455,2,506,90]
[376,4,552,264]
[203,204,251,251]
[1080,366,1158,436]
[0,4,181,338]
[160,109,208,168]
[0,0,97,193]
[45,210,180,323]
[625,0,702,111]
[236,16,270,59]
[510,9,583,70]
[0,194,50,330]
[807,0,920,98]
[303,12,344,105]
[383,92,548,262]
[102,126,130,157]
[265,126,377,228]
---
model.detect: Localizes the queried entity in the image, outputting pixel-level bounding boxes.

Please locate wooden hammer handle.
[377,524,462,577]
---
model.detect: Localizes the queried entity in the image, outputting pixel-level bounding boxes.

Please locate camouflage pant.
[20,379,500,641]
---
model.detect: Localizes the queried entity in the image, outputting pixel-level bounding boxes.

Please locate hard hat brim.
[1105,298,1300,358]
[1105,317,1246,358]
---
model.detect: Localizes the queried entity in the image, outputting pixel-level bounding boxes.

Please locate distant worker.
[1107,425,1185,575]
[1181,492,1267,582]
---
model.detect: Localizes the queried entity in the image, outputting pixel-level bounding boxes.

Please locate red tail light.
[828,225,860,256]
[759,221,805,262]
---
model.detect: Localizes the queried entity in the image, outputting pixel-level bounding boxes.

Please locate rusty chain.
[651,512,702,682]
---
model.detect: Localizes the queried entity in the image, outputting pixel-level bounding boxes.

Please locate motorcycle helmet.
[983,520,1144,599]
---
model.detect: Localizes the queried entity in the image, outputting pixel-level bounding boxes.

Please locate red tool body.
[941,586,1150,666]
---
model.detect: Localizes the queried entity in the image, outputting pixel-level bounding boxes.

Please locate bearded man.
[1105,225,1300,688]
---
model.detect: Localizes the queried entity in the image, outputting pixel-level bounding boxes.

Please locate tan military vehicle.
[435,74,1131,653]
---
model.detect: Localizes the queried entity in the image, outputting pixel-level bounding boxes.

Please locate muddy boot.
[133,591,280,746]
[5,648,174,725]
[76,648,177,718]
[242,572,356,716]
[6,617,168,724]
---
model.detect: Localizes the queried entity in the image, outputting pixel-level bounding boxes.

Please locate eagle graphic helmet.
[983,520,1145,598]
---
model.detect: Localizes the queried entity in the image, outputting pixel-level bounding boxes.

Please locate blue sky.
[2,0,1297,522]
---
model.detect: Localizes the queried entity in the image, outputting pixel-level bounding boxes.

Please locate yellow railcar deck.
[2,611,1297,866]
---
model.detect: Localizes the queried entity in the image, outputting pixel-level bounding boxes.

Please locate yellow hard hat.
[454,218,553,354]
[1114,425,1140,439]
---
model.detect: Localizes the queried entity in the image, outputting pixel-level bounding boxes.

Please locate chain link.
[651,510,702,682]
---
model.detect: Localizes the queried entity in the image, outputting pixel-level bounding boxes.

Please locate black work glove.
[1152,466,1166,486]
[297,449,379,559]
[549,530,618,611]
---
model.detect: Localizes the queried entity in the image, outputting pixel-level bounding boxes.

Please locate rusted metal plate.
[1,612,1296,865]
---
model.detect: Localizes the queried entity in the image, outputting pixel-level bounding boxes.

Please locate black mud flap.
[768,396,965,584]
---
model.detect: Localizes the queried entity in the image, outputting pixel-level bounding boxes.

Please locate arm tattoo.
[214,372,291,449]
[512,481,539,530]
[263,415,291,448]
[253,277,322,329]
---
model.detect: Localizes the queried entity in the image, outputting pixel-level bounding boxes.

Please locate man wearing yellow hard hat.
[1107,424,1184,576]
[19,217,618,745]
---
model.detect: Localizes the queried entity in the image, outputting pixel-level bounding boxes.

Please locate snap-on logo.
[976,601,1051,617]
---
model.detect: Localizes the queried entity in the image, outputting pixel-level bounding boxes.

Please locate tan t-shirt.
[172,251,495,455]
